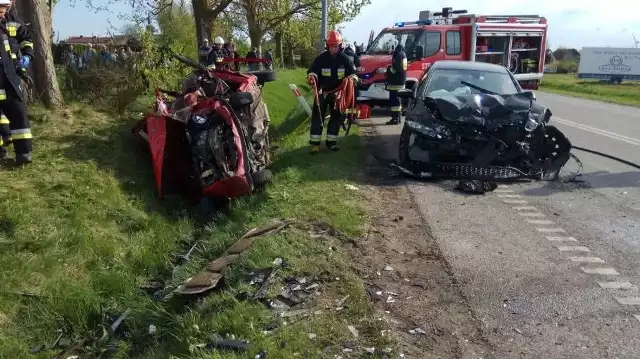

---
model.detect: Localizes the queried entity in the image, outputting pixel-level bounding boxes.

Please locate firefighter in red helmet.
[306,30,357,153]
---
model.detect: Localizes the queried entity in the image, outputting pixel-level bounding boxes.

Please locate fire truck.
[356,7,548,108]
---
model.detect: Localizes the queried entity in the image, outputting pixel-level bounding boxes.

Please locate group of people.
[0,0,34,165]
[306,30,406,154]
[198,36,274,71]
[62,43,137,71]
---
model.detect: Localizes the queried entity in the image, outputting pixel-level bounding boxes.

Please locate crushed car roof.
[431,60,509,73]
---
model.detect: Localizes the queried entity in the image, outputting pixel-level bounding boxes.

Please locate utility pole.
[320,0,328,51]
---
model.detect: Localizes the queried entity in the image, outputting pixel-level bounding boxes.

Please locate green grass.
[0,69,393,358]
[539,73,640,106]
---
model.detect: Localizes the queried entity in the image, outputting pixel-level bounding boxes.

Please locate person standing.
[306,30,357,153]
[207,36,227,68]
[384,43,407,125]
[0,0,33,164]
[198,39,211,65]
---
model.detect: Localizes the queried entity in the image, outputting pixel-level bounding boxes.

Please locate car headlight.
[375,67,386,74]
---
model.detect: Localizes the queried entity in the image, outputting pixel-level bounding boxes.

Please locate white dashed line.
[503,199,528,204]
[570,256,605,263]
[615,297,640,305]
[581,267,620,276]
[557,246,590,252]
[546,236,578,242]
[518,212,546,217]
[526,219,555,225]
[598,281,637,290]
[497,194,522,198]
[536,227,566,233]
[513,206,537,211]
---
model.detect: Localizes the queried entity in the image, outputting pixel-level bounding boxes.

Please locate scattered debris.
[364,347,376,354]
[514,328,524,335]
[148,324,157,335]
[384,265,394,271]
[175,219,294,295]
[456,180,498,194]
[308,333,317,340]
[347,325,359,338]
[344,184,359,190]
[409,328,427,335]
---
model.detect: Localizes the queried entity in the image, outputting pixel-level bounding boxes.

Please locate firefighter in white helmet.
[207,36,228,68]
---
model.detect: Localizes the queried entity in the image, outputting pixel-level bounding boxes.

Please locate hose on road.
[572,146,640,170]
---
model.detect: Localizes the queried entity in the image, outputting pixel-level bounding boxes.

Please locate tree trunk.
[244,5,263,54]
[274,31,283,64]
[20,0,61,108]
[192,0,204,45]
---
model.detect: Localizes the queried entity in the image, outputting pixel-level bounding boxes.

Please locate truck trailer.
[577,47,640,84]
[357,7,548,108]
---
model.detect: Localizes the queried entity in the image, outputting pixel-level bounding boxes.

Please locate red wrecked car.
[133,53,276,203]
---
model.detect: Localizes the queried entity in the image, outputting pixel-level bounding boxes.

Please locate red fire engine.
[356,7,548,108]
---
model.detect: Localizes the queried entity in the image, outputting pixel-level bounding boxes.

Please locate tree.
[17,0,63,108]
[191,0,233,45]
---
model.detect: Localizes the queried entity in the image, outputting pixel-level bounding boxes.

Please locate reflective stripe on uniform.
[402,58,408,70]
[310,134,321,140]
[11,128,32,140]
[0,89,7,101]
[386,85,405,90]
[327,134,338,140]
[20,41,33,49]
[337,68,345,79]
[0,115,8,124]
[391,106,402,112]
[321,68,331,76]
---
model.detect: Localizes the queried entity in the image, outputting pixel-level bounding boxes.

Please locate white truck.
[577,47,640,84]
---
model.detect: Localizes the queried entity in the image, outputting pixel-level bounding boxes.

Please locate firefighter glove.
[307,73,317,85]
[18,55,31,69]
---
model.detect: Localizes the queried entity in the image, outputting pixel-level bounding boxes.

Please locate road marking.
[503,199,528,204]
[527,219,555,225]
[581,267,619,276]
[570,256,605,263]
[494,189,514,193]
[546,236,578,242]
[519,212,546,217]
[557,245,590,252]
[497,194,522,198]
[513,206,537,211]
[553,117,640,146]
[615,297,640,305]
[598,281,637,290]
[537,227,566,233]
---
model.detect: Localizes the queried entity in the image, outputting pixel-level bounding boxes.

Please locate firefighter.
[342,44,361,121]
[385,43,407,125]
[198,39,211,65]
[207,36,227,68]
[0,0,32,164]
[306,30,357,153]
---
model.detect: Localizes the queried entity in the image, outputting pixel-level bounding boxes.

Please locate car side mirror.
[397,89,415,99]
[414,45,425,60]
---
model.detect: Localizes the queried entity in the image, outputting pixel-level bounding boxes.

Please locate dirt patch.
[345,125,496,358]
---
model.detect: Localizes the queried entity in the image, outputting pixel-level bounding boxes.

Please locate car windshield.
[366,30,421,55]
[423,68,519,97]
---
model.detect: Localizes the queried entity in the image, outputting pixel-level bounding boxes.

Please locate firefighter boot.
[386,114,401,125]
[326,140,340,152]
[15,152,32,166]
[0,146,7,160]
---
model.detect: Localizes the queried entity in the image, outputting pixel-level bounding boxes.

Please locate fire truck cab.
[357,7,548,108]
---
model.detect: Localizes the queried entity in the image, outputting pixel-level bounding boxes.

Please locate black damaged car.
[393,60,573,185]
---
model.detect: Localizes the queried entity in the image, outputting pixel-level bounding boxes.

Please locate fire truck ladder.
[478,15,545,24]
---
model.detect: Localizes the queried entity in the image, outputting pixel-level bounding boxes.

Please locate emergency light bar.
[394,20,432,27]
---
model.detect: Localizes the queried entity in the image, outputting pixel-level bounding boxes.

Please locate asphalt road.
[368,92,640,358]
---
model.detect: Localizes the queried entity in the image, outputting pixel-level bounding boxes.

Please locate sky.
[53,0,640,49]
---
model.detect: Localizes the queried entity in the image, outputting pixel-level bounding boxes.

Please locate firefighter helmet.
[326,30,343,47]
[214,36,224,45]
[0,0,11,5]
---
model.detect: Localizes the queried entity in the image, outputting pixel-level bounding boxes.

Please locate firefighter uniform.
[198,40,211,65]
[307,30,357,153]
[207,36,227,68]
[342,45,361,120]
[0,2,33,164]
[385,44,407,125]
